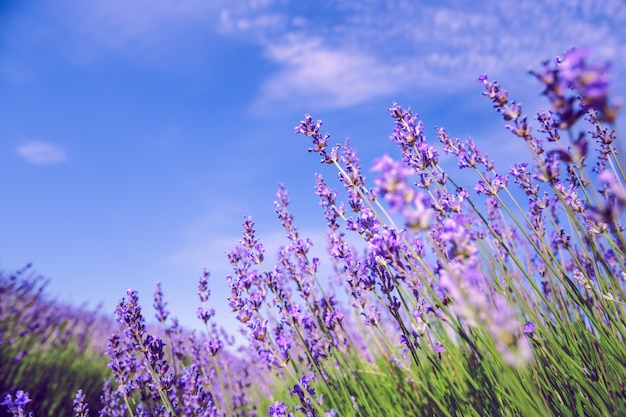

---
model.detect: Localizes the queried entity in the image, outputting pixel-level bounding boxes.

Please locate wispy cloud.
[250,34,411,111]
[23,1,626,109]
[16,141,67,164]
[231,0,626,111]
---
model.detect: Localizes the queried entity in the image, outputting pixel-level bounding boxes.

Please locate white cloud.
[219,9,285,35]
[70,0,283,52]
[16,141,68,164]
[241,0,626,111]
[251,34,411,110]
[22,0,626,109]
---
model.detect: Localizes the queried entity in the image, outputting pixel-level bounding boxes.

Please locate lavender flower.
[268,401,291,417]
[115,289,146,352]
[433,342,445,361]
[292,375,318,416]
[388,102,439,170]
[197,270,216,324]
[73,389,89,417]
[523,322,536,338]
[529,47,619,128]
[180,365,218,417]
[295,114,338,164]
[1,390,31,417]
[153,282,169,324]
[371,154,433,230]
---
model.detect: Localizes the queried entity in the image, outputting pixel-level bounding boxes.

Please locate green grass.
[1,339,110,417]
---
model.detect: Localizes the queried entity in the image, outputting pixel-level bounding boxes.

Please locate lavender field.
[2,48,626,416]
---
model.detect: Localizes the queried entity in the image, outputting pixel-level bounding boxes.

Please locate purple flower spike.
[1,390,31,417]
[371,154,415,213]
[115,289,146,351]
[73,389,90,417]
[433,342,446,361]
[559,48,611,108]
[198,269,211,302]
[523,321,536,338]
[268,401,291,417]
[295,114,337,164]
[153,282,169,324]
[530,48,619,128]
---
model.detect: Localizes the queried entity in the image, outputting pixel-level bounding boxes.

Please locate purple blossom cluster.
[0,265,110,359]
[529,48,619,129]
[100,279,267,417]
[1,265,116,416]
[295,47,624,371]
[1,390,31,417]
[3,48,625,416]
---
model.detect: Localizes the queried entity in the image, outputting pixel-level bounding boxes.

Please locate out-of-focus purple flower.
[13,349,28,362]
[530,48,619,128]
[204,337,223,357]
[268,401,290,417]
[404,192,433,231]
[258,348,282,368]
[153,282,169,324]
[73,389,89,417]
[180,365,218,417]
[274,332,292,359]
[433,342,446,361]
[523,322,536,338]
[252,319,268,341]
[1,390,31,417]
[584,170,626,237]
[291,375,318,416]
[371,154,415,211]
[559,49,612,109]
[197,305,215,324]
[350,395,359,412]
[599,170,626,204]
[105,332,136,398]
[475,173,508,196]
[550,134,588,169]
[198,270,211,303]
[99,379,127,417]
[439,215,478,260]
[439,263,488,326]
[550,227,571,249]
[361,305,381,327]
[371,154,433,230]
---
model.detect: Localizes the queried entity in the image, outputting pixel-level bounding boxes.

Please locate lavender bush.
[0,265,112,416]
[3,48,625,417]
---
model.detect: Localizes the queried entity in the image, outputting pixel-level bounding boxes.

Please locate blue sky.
[1,0,625,332]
